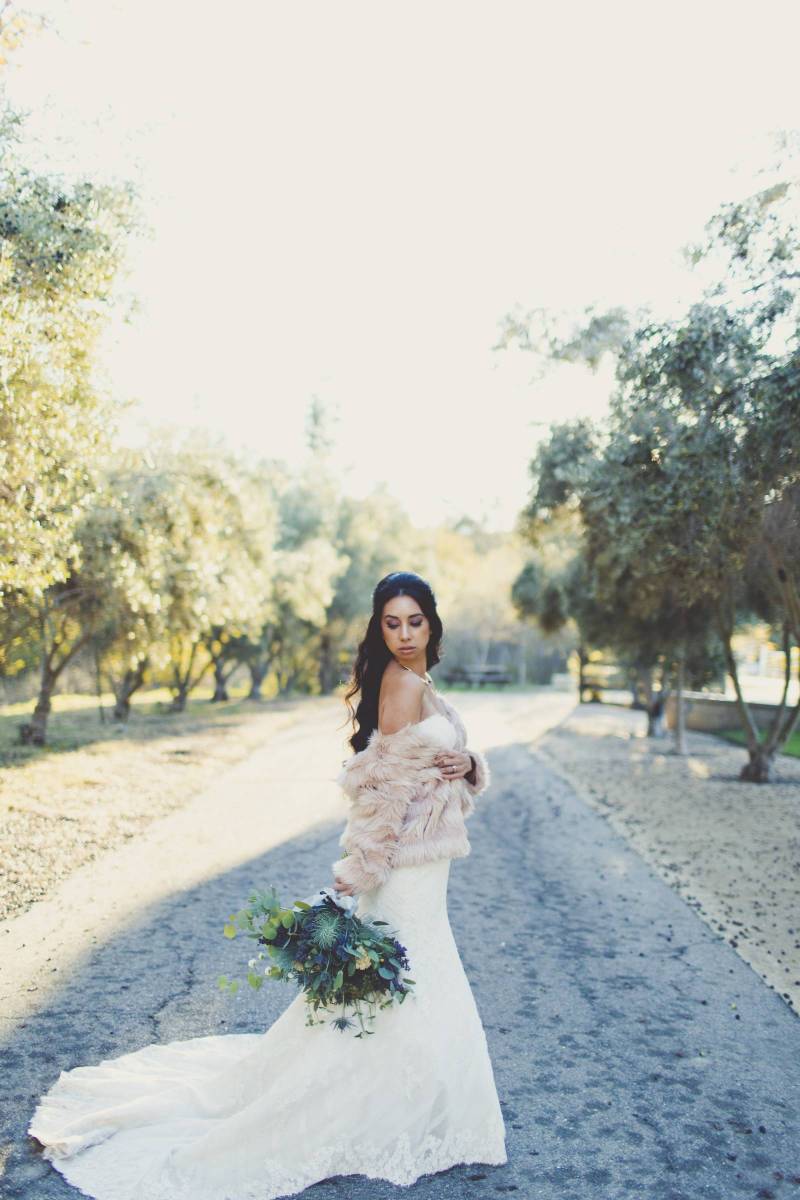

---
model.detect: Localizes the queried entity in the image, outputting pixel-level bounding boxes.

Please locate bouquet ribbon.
[300,885,358,914]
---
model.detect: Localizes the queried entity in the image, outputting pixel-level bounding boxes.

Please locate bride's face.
[381,596,430,663]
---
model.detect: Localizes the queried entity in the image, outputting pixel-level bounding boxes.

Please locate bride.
[28,570,508,1199]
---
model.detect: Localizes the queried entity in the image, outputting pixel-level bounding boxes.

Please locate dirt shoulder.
[0,693,319,923]
[537,702,800,1016]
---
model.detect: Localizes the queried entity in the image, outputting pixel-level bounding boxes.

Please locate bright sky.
[6,0,800,529]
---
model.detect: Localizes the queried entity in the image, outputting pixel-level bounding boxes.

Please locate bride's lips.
[399,647,415,653]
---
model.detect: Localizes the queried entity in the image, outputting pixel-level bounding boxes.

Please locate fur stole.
[331,708,491,895]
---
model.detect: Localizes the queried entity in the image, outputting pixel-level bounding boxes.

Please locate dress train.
[29,857,507,1199]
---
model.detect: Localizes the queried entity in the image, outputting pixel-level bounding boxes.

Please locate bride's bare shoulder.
[379,662,425,734]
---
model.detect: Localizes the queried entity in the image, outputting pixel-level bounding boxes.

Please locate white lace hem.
[32,1115,508,1200]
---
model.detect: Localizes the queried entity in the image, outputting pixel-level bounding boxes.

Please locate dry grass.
[0,687,309,922]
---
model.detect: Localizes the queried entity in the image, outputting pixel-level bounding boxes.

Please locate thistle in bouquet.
[218,885,416,1037]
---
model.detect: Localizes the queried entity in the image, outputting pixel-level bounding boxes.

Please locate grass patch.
[0,686,317,922]
[0,685,288,768]
[715,726,800,758]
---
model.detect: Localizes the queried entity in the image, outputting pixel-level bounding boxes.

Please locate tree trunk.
[113,660,148,721]
[318,633,337,695]
[93,643,107,725]
[248,661,268,700]
[211,658,229,703]
[673,656,687,755]
[168,640,210,712]
[639,667,657,735]
[577,645,588,702]
[766,623,800,758]
[17,602,93,744]
[18,630,89,745]
[518,625,528,687]
[632,665,649,711]
[282,667,299,696]
[652,666,671,739]
[739,747,776,783]
[18,662,57,745]
[717,608,772,780]
[647,693,667,738]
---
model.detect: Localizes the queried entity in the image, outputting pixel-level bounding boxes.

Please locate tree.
[0,2,48,70]
[0,106,140,604]
[514,423,612,703]
[17,477,158,743]
[591,304,798,777]
[493,302,633,369]
[86,454,175,720]
[146,439,276,712]
[684,139,800,337]
[317,488,418,694]
[509,146,800,775]
[434,528,529,675]
[265,425,351,696]
[519,408,726,742]
[0,102,141,740]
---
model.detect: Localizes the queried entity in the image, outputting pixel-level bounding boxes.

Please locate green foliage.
[310,909,342,950]
[493,302,632,370]
[717,726,800,759]
[0,105,141,603]
[539,581,568,635]
[510,560,542,622]
[519,263,799,770]
[0,5,49,67]
[523,419,599,522]
[218,885,415,1036]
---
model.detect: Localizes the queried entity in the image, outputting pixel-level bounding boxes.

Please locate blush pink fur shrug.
[331,694,491,895]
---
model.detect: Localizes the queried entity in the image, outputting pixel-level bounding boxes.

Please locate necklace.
[398,661,432,686]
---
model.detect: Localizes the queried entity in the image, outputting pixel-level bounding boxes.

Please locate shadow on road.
[3,739,800,1199]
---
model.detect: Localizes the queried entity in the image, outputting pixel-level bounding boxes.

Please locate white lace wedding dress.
[28,714,507,1199]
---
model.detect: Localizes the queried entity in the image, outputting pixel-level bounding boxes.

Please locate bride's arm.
[463,747,490,796]
[332,674,423,896]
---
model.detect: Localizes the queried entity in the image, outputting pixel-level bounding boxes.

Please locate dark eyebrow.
[384,611,424,620]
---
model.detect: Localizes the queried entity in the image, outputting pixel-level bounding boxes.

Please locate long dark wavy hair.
[341,571,444,753]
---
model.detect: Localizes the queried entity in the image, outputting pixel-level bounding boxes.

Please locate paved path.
[2,690,799,1199]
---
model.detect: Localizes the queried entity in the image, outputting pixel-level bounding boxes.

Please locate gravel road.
[2,691,799,1200]
[537,703,800,1017]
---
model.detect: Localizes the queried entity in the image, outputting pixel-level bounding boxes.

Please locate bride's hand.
[333,877,358,897]
[433,750,472,780]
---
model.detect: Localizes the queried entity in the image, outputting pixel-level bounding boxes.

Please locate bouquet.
[218,885,416,1036]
